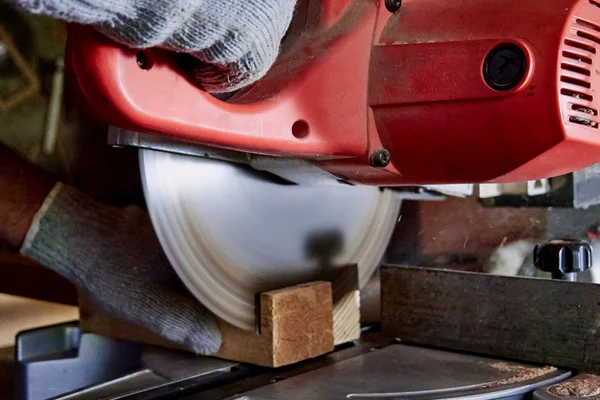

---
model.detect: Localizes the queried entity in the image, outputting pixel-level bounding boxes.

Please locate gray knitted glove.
[21,183,222,355]
[8,0,296,92]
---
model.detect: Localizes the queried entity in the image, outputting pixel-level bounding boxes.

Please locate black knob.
[534,239,593,281]
[483,44,527,91]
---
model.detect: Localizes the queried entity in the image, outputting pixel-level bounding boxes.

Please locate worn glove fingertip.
[192,44,278,93]
[192,63,258,93]
[185,317,223,355]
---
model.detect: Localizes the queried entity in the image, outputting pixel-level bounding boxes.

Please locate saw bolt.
[385,0,402,12]
[370,149,391,168]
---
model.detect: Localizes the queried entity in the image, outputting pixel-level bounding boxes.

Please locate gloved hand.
[0,144,220,354]
[7,0,297,92]
[22,183,222,354]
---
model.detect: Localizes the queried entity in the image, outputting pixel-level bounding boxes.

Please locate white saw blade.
[140,149,402,330]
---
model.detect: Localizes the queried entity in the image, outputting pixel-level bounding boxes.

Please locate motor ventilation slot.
[577,31,600,47]
[590,0,600,9]
[561,76,592,88]
[573,104,599,115]
[566,38,597,53]
[561,89,594,101]
[569,116,599,128]
[561,63,591,76]
[563,50,593,64]
[577,18,600,33]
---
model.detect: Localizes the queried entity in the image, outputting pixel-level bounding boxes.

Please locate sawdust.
[548,374,600,397]
[484,362,557,388]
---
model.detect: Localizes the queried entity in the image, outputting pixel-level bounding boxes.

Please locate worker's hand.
[20,183,222,354]
[8,0,297,92]
[0,145,221,354]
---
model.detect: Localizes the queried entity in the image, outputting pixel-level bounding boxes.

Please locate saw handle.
[67,27,293,147]
[66,0,373,159]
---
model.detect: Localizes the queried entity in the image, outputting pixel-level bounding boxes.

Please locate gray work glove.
[21,183,221,355]
[7,0,297,92]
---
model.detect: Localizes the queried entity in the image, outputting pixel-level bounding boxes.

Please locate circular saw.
[66,0,600,329]
[140,149,400,330]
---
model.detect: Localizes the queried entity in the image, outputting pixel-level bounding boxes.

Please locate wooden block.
[216,281,334,367]
[381,266,600,373]
[80,280,348,367]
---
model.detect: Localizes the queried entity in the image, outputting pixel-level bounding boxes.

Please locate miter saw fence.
[68,0,600,186]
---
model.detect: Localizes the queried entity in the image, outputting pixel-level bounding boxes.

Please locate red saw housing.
[67,0,600,185]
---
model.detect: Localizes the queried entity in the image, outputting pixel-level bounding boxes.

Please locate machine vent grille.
[560,14,599,129]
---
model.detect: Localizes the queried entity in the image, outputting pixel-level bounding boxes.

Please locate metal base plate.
[19,325,570,400]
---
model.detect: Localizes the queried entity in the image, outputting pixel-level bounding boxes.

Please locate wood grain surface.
[216,281,334,367]
[381,266,600,373]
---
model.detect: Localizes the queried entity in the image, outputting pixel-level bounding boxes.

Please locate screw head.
[483,44,527,91]
[136,51,153,70]
[385,0,402,12]
[370,149,391,168]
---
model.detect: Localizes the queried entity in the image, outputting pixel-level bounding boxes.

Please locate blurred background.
[0,7,145,393]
